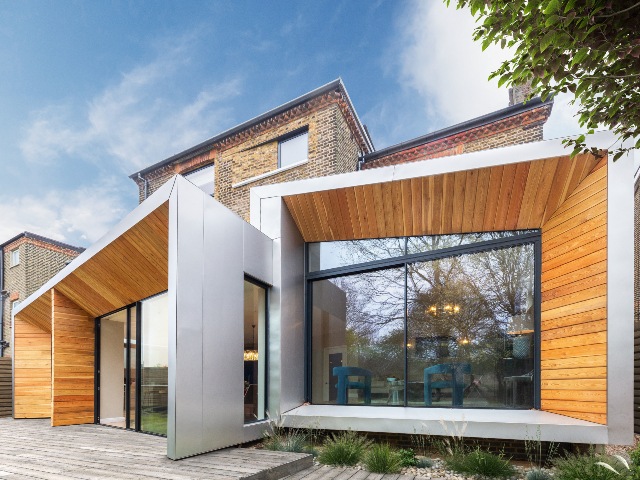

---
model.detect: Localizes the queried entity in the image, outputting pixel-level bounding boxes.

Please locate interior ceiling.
[283,153,601,242]
[16,202,169,328]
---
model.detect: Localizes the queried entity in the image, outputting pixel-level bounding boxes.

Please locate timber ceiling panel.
[283,154,600,242]
[16,201,169,326]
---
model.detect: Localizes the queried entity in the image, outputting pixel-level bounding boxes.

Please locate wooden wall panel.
[541,160,607,424]
[284,154,599,242]
[51,289,94,427]
[0,357,11,417]
[13,317,51,418]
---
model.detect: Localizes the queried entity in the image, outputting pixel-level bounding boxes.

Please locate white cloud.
[397,1,512,125]
[0,178,129,246]
[395,1,583,139]
[20,44,242,173]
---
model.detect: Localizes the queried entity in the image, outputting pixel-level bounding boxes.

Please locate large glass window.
[140,293,168,435]
[244,280,267,423]
[309,231,538,409]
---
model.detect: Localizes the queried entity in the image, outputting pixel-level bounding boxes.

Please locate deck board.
[0,418,312,480]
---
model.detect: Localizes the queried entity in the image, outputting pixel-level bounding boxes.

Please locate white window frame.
[11,299,20,311]
[278,130,308,169]
[10,248,19,267]
[184,164,215,196]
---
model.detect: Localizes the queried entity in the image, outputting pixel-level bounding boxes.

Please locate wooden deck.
[0,418,312,479]
[283,466,424,480]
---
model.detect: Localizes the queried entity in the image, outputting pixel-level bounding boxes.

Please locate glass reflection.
[311,268,405,405]
[308,238,405,272]
[140,293,168,435]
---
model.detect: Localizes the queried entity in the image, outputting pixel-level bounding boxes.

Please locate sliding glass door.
[96,292,167,435]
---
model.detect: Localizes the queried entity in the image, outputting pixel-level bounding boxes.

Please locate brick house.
[0,232,84,358]
[131,79,374,220]
[15,79,634,458]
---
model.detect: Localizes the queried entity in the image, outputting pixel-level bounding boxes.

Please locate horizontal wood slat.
[51,289,94,427]
[13,318,51,419]
[0,357,11,417]
[540,159,607,424]
[284,154,599,242]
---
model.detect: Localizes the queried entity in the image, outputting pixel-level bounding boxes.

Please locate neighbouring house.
[0,232,83,417]
[11,79,634,460]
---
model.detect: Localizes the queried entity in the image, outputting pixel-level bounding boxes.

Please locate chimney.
[508,83,533,105]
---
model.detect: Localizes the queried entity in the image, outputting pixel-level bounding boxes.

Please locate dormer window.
[278,130,308,169]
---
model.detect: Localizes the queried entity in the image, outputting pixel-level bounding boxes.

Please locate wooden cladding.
[540,158,607,424]
[18,202,169,326]
[0,357,12,417]
[13,319,51,419]
[283,154,599,242]
[51,289,95,427]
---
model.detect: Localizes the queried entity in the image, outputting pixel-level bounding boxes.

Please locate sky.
[0,0,582,248]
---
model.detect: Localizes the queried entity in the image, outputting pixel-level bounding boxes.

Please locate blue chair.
[424,363,471,407]
[333,366,372,405]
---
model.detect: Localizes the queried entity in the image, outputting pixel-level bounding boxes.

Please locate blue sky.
[0,0,580,247]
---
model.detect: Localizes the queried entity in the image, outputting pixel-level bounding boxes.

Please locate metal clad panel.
[278,204,306,412]
[167,186,179,459]
[202,198,244,451]
[174,180,205,458]
[243,222,273,285]
[607,152,634,444]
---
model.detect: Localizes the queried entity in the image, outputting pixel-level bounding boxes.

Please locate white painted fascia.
[249,131,618,201]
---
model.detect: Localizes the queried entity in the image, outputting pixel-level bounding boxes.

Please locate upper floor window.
[10,248,19,267]
[184,164,215,196]
[278,131,308,169]
[11,300,20,311]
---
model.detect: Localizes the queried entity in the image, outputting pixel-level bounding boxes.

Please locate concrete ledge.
[282,405,609,444]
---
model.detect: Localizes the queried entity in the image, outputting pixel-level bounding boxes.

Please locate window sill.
[232,159,308,189]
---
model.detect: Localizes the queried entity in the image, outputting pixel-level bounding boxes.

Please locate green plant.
[629,443,640,479]
[318,430,371,466]
[554,451,629,480]
[525,468,553,480]
[411,432,430,456]
[397,448,417,467]
[262,416,308,453]
[445,448,516,479]
[524,426,559,469]
[433,419,468,457]
[363,443,403,474]
[416,457,433,468]
[597,455,631,477]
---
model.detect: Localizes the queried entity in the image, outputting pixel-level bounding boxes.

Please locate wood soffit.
[16,202,169,328]
[283,153,602,242]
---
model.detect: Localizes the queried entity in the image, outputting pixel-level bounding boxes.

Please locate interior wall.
[100,319,124,421]
[51,289,95,427]
[540,158,607,424]
[13,317,51,418]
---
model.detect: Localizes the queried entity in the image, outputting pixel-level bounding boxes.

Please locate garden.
[261,421,640,479]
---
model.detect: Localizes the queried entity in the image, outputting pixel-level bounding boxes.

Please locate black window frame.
[304,230,541,410]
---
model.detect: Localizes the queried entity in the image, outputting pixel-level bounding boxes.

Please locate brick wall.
[134,94,364,222]
[362,104,552,170]
[1,237,80,358]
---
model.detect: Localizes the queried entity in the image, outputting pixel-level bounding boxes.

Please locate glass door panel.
[99,309,127,428]
[140,293,168,435]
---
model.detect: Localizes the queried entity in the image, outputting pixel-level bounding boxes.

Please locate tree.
[448,0,640,160]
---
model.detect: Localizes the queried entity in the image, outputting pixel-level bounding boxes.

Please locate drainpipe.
[356,155,365,171]
[0,247,7,357]
[137,173,149,200]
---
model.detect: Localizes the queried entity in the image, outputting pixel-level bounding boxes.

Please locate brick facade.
[132,84,372,221]
[361,103,552,170]
[1,234,83,357]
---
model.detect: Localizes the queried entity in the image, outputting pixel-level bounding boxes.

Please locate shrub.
[416,457,433,468]
[262,425,308,453]
[630,444,640,479]
[318,430,371,466]
[525,468,553,480]
[445,448,516,479]
[363,443,403,474]
[554,452,629,480]
[397,448,417,467]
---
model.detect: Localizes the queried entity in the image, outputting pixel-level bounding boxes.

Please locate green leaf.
[543,0,560,15]
[540,31,555,52]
